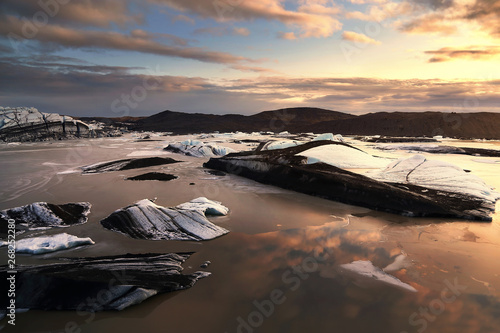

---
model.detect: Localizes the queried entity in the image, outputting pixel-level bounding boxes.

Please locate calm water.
[1,135,500,333]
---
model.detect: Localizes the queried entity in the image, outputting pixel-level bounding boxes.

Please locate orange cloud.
[342,31,381,45]
[425,46,500,63]
[149,0,342,38]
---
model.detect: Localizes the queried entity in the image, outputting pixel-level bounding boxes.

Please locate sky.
[0,0,499,117]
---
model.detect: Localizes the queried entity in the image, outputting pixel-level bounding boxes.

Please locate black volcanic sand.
[126,172,178,181]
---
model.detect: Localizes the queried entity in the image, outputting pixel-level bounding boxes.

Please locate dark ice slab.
[204,141,497,221]
[126,172,178,181]
[0,253,208,312]
[81,157,180,174]
[0,202,91,236]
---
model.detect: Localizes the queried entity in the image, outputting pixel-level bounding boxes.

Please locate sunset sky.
[1,0,499,117]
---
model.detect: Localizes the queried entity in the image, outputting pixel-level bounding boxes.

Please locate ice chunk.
[298,144,390,169]
[176,197,229,216]
[100,198,229,241]
[16,233,95,254]
[370,155,500,203]
[312,133,344,142]
[165,142,235,157]
[340,260,417,292]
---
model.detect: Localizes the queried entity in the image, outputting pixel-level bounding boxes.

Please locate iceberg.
[298,143,390,169]
[100,197,229,240]
[0,106,90,142]
[340,260,417,292]
[312,133,344,142]
[0,253,209,313]
[370,155,500,204]
[204,141,498,220]
[15,233,95,254]
[176,197,229,216]
[165,142,235,157]
[0,202,91,235]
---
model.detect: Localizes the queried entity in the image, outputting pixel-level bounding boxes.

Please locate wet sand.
[1,135,499,333]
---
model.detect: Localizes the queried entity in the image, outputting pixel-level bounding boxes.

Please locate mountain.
[130,107,355,134]
[300,112,500,139]
[79,108,500,140]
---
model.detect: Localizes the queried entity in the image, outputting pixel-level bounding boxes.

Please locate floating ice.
[100,198,229,241]
[298,144,391,169]
[16,233,95,254]
[312,133,344,142]
[370,155,500,203]
[176,197,229,216]
[260,140,304,151]
[165,142,234,157]
[340,260,417,292]
[0,202,91,234]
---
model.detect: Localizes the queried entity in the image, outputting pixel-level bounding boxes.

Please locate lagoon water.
[1,135,500,333]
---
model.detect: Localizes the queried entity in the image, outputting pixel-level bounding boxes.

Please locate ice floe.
[0,253,208,312]
[15,233,95,254]
[297,144,391,169]
[370,154,500,203]
[340,260,417,292]
[176,197,229,216]
[165,141,235,157]
[312,133,344,142]
[100,197,229,240]
[0,202,91,235]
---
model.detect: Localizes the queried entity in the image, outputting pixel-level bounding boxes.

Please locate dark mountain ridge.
[78,108,500,139]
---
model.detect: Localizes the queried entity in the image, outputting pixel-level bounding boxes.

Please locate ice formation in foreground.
[100,197,229,240]
[15,233,95,254]
[205,141,498,220]
[0,253,208,313]
[340,260,417,292]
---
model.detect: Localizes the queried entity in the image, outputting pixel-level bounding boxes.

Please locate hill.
[79,108,500,140]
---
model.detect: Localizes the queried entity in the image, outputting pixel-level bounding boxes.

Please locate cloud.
[2,56,498,117]
[396,0,500,38]
[342,31,381,44]
[278,32,298,40]
[233,27,250,36]
[0,0,142,28]
[0,15,256,66]
[149,0,342,38]
[425,46,500,63]
[193,26,250,37]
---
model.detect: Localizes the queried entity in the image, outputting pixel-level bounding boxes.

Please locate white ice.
[169,142,235,157]
[370,154,500,202]
[340,260,417,292]
[297,144,391,169]
[176,197,229,216]
[312,133,344,142]
[15,233,95,254]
